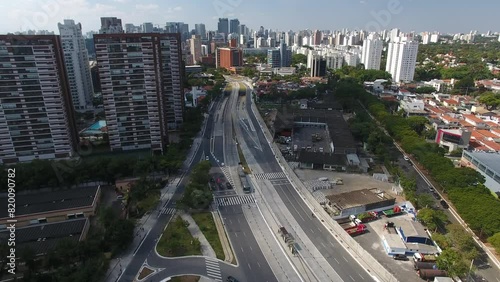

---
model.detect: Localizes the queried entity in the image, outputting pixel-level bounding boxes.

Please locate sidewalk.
[179,212,216,258]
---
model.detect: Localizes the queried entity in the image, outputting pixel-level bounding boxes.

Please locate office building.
[239,24,246,36]
[190,35,202,64]
[141,22,154,33]
[94,33,184,153]
[216,47,243,70]
[267,49,281,68]
[195,24,206,39]
[217,18,229,36]
[325,53,344,70]
[99,17,123,34]
[229,19,240,34]
[58,19,94,111]
[361,33,383,70]
[308,53,327,77]
[125,24,140,33]
[386,37,419,82]
[0,35,78,164]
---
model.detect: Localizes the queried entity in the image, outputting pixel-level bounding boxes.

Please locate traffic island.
[191,212,225,260]
[156,216,202,257]
[236,140,251,174]
[137,266,155,281]
[169,276,200,282]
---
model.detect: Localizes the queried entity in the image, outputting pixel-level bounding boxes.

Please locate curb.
[212,210,235,264]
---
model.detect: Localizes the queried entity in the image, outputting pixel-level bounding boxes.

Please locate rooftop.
[0,186,99,219]
[0,218,87,256]
[466,151,500,173]
[397,217,429,238]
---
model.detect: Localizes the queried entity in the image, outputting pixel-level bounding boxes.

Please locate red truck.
[346,224,366,236]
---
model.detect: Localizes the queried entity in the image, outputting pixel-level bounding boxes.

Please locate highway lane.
[235,81,375,282]
[219,205,278,282]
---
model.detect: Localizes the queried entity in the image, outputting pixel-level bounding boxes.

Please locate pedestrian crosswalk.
[220,166,235,186]
[205,258,222,282]
[254,172,287,180]
[215,195,255,207]
[160,207,176,215]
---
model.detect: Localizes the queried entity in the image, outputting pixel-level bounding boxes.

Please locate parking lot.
[292,126,332,153]
[294,169,405,201]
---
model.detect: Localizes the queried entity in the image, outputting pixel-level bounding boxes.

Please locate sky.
[1,0,499,35]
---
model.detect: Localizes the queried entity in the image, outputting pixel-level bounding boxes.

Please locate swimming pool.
[81,120,107,135]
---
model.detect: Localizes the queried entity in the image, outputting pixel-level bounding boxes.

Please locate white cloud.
[135,4,159,11]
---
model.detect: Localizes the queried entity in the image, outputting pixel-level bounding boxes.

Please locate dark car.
[226,182,233,189]
[440,200,449,209]
[393,254,409,261]
[227,276,238,282]
[433,192,441,200]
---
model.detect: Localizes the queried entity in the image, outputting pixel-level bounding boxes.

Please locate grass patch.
[156,216,202,257]
[136,190,160,216]
[191,212,225,260]
[236,141,251,174]
[137,266,154,280]
[170,276,200,282]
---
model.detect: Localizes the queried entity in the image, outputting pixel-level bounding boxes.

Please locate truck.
[413,253,438,263]
[345,224,366,236]
[356,211,379,223]
[417,269,447,280]
[382,206,403,217]
[414,261,437,270]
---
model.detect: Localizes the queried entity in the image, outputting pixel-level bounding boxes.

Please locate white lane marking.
[329,242,335,248]
[358,273,365,280]
[343,256,348,262]
[321,242,326,248]
[334,258,339,264]
[349,275,355,281]
[248,263,252,270]
[310,228,315,234]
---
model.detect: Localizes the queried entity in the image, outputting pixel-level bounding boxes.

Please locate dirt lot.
[294,169,405,202]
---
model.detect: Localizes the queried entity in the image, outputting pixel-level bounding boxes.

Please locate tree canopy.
[478,91,500,110]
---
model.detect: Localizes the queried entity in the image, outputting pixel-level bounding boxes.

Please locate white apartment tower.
[94,33,184,153]
[386,37,419,82]
[0,35,78,164]
[58,19,94,110]
[361,33,383,70]
[190,35,202,64]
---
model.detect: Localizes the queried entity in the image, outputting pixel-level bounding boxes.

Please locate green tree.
[415,86,436,94]
[478,91,500,110]
[291,54,307,65]
[417,207,447,231]
[415,194,436,210]
[436,249,469,278]
[488,232,500,254]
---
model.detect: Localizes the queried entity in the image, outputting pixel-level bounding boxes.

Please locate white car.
[205,155,209,161]
[403,155,410,161]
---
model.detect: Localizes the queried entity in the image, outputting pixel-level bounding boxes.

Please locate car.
[205,155,209,161]
[393,254,409,261]
[433,192,441,200]
[440,200,449,209]
[428,186,435,193]
[226,182,232,189]
[226,276,238,282]
[403,155,410,161]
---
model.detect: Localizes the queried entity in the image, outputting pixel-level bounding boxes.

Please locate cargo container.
[417,269,447,280]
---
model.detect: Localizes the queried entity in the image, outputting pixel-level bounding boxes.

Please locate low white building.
[399,97,427,117]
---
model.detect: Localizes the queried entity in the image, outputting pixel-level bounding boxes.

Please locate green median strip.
[156,216,202,257]
[191,212,225,260]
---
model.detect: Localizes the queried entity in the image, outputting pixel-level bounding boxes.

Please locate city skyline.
[2,0,499,35]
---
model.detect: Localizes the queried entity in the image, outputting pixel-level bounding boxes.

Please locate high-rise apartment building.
[386,37,419,82]
[217,18,229,36]
[229,19,240,34]
[94,33,184,153]
[190,35,202,64]
[313,30,322,45]
[267,49,281,68]
[361,33,383,70]
[58,19,94,110]
[0,35,78,164]
[99,17,124,34]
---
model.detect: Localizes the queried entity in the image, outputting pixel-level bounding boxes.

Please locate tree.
[478,91,500,110]
[417,207,447,231]
[488,232,500,254]
[453,76,475,92]
[446,224,479,261]
[436,249,469,278]
[292,54,307,65]
[415,194,436,210]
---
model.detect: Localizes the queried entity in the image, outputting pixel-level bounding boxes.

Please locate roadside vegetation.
[178,161,213,211]
[156,216,202,257]
[191,212,225,260]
